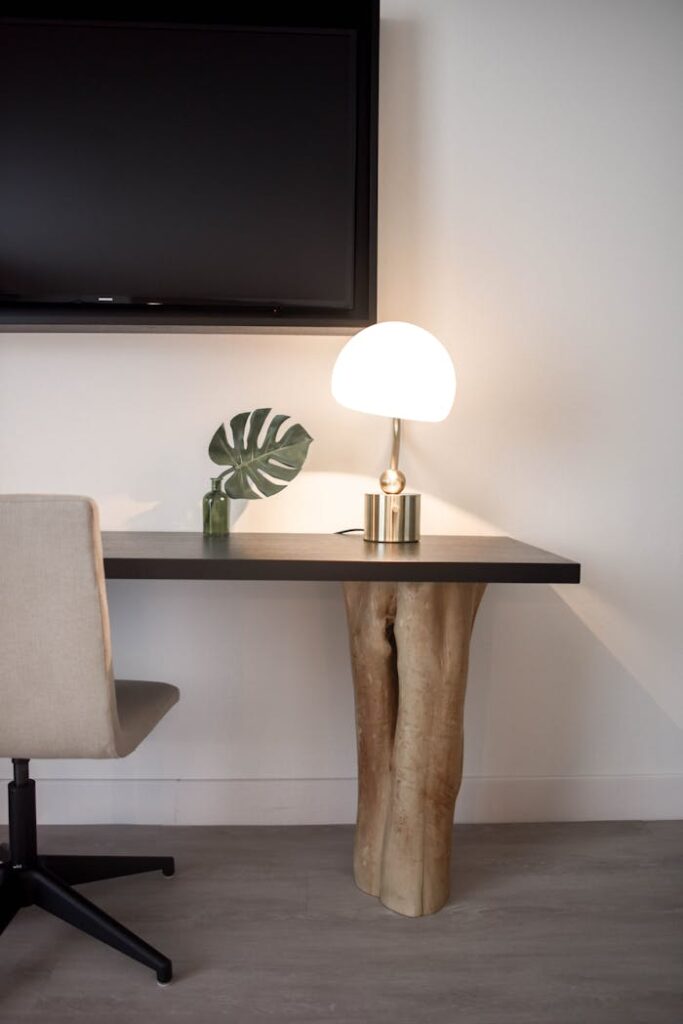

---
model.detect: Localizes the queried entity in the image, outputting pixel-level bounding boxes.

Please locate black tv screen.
[0,6,378,329]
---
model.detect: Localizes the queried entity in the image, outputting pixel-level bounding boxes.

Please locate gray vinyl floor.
[0,822,681,1024]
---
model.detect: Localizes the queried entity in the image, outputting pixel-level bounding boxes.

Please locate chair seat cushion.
[115,680,180,757]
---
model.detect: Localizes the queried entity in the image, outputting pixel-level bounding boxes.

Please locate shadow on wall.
[464,584,683,810]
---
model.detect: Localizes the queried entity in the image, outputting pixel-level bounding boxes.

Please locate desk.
[103,532,580,917]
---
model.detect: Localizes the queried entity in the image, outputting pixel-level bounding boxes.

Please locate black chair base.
[0,760,174,984]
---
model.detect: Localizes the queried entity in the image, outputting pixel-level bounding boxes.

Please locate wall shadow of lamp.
[331,321,456,543]
[204,408,314,536]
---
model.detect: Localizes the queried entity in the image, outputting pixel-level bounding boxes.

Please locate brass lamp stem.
[380,417,406,495]
[390,417,401,473]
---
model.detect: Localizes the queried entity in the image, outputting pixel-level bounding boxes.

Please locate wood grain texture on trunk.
[343,580,486,917]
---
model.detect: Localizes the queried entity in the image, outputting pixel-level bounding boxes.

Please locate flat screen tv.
[0,5,378,330]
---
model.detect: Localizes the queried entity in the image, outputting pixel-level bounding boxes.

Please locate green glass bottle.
[202,477,229,537]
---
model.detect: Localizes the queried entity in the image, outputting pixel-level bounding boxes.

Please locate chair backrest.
[0,495,120,759]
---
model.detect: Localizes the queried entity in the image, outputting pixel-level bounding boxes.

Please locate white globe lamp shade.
[331,321,456,423]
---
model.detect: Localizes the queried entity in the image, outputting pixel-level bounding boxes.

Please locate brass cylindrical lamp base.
[364,493,421,543]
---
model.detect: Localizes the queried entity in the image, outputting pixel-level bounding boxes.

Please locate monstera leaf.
[209,408,313,500]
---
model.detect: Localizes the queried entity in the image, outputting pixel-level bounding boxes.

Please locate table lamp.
[331,321,456,542]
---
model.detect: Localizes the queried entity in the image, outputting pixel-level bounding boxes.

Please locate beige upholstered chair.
[0,495,179,983]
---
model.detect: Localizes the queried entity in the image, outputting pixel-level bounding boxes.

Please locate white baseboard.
[1,775,681,826]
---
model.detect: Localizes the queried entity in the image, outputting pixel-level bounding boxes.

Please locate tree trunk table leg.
[343,582,398,897]
[343,580,486,917]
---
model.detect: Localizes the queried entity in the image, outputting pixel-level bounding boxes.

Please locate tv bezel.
[0,4,379,332]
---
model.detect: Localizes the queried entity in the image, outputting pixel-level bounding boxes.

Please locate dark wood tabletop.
[102,532,580,584]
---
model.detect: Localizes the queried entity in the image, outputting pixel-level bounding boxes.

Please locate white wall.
[1,0,682,824]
